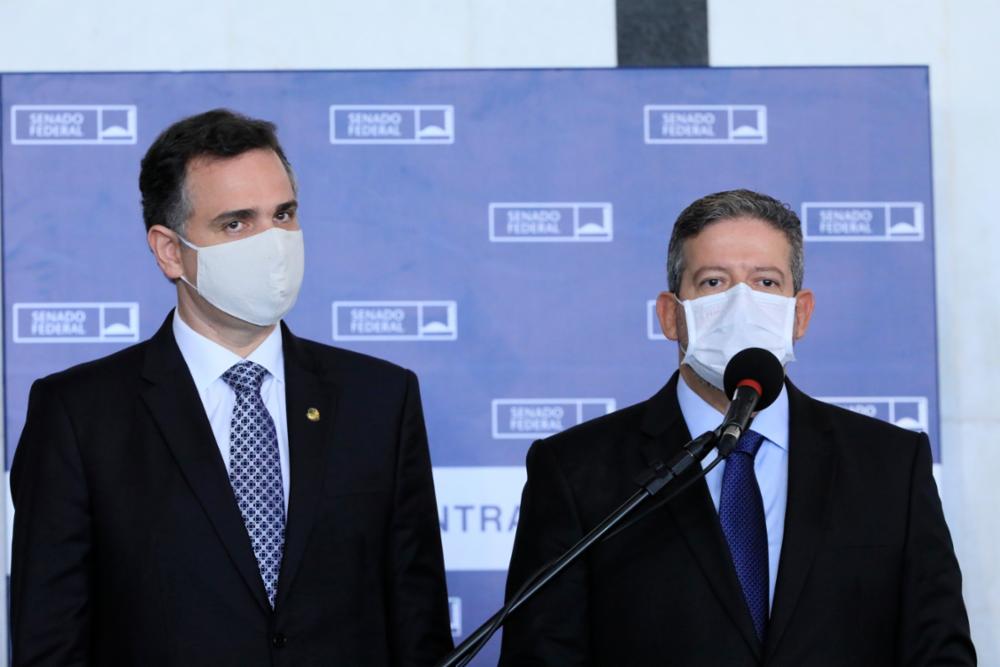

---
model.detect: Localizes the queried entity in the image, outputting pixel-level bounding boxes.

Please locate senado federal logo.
[819,396,929,432]
[448,597,462,638]
[802,202,924,241]
[492,398,617,439]
[329,105,454,144]
[644,104,767,144]
[489,202,613,242]
[13,302,139,343]
[11,105,137,145]
[646,300,662,340]
[332,300,457,341]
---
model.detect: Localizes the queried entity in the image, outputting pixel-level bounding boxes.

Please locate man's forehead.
[687,214,771,234]
[683,216,789,246]
[186,148,276,173]
[681,217,793,267]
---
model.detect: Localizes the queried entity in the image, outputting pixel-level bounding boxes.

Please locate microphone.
[717,348,785,456]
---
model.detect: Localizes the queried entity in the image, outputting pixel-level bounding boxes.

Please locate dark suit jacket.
[11,313,454,667]
[499,374,975,666]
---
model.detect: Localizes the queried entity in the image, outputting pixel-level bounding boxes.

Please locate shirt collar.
[172,311,285,393]
[676,371,789,451]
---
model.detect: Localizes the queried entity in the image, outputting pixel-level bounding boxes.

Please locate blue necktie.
[223,361,286,608]
[719,429,769,642]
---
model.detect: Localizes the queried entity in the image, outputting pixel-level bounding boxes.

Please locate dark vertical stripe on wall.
[616,0,708,66]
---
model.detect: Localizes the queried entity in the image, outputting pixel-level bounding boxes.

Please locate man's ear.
[656,291,681,341]
[793,288,815,340]
[147,225,184,281]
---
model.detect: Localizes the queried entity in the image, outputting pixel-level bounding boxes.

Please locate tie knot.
[222,360,268,394]
[734,429,765,457]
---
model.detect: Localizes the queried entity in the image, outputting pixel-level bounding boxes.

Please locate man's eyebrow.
[208,200,297,224]
[692,265,731,275]
[690,265,789,279]
[209,208,257,224]
[753,265,788,276]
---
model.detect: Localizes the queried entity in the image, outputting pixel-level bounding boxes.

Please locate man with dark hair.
[500,189,975,665]
[11,109,454,666]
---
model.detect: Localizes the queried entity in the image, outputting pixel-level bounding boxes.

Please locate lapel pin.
[306,407,321,422]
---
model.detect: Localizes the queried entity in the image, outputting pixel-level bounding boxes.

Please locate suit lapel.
[639,374,763,659]
[764,381,837,659]
[140,312,271,611]
[274,323,338,608]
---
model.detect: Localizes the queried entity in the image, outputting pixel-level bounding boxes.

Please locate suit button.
[272,633,287,649]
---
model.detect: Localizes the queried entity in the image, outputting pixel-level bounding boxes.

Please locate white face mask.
[179,227,305,326]
[678,282,796,391]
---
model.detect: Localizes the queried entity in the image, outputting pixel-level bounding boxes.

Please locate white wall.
[0,0,617,71]
[710,0,1000,659]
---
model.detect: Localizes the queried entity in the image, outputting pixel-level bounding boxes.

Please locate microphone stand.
[435,429,720,667]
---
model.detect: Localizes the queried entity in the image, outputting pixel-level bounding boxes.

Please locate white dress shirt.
[676,374,789,609]
[172,312,291,511]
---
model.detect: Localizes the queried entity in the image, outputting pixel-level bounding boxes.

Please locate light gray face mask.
[678,283,796,391]
[179,228,305,326]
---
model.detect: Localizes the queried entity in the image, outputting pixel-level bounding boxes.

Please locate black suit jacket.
[499,374,975,666]
[11,313,454,667]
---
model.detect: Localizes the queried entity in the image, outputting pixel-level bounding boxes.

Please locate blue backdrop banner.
[1,67,937,665]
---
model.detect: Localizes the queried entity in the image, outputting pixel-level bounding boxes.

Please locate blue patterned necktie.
[222,360,286,608]
[719,429,769,642]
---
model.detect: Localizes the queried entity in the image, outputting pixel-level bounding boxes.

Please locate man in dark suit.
[499,189,975,665]
[11,109,454,666]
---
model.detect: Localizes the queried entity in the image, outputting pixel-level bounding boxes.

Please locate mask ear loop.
[671,293,690,358]
[174,232,200,292]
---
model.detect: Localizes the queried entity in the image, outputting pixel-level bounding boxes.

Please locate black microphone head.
[723,347,785,411]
